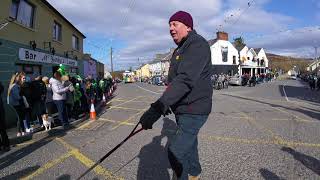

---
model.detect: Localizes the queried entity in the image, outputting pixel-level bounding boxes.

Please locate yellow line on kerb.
[56,138,123,180]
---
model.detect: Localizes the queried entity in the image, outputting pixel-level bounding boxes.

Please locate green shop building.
[0,0,86,126]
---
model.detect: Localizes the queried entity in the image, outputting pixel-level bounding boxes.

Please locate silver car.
[229,75,242,86]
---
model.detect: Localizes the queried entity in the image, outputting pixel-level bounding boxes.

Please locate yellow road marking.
[78,97,143,131]
[270,106,313,122]
[271,118,315,123]
[56,138,123,180]
[21,152,73,180]
[203,135,320,148]
[110,96,143,109]
[76,120,95,130]
[99,118,136,126]
[111,108,147,130]
[111,99,152,103]
[109,106,145,111]
[225,94,314,123]
[239,112,286,145]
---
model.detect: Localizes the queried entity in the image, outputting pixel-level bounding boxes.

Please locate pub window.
[221,46,228,62]
[72,35,79,50]
[10,0,35,28]
[53,21,62,41]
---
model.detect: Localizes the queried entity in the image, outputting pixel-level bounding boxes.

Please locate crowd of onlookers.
[0,71,116,151]
[301,74,320,91]
[211,72,278,90]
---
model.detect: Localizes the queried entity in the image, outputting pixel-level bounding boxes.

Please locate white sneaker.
[172,173,178,180]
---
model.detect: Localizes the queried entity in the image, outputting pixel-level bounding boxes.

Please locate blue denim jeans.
[168,114,208,180]
[53,100,69,126]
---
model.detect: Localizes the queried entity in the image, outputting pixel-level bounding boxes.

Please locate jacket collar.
[177,30,197,47]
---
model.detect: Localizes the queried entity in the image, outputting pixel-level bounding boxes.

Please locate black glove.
[139,100,168,130]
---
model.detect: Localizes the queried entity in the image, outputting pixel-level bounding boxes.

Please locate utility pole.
[110,47,113,73]
[315,46,319,71]
[138,58,142,82]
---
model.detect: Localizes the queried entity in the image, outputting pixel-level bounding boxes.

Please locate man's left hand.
[139,106,161,130]
[139,100,169,130]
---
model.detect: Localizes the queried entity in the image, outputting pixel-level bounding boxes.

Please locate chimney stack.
[216,31,228,41]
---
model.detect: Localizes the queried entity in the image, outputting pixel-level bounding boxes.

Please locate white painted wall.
[243,49,257,67]
[257,48,269,67]
[149,61,162,75]
[239,46,248,62]
[210,40,239,65]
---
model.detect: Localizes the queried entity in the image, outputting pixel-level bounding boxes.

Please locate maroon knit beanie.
[169,11,193,29]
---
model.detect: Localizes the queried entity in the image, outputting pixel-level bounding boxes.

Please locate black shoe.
[1,146,10,152]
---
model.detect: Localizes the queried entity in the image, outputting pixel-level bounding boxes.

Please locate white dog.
[42,114,52,131]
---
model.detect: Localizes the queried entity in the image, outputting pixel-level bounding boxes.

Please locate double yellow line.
[21,138,123,180]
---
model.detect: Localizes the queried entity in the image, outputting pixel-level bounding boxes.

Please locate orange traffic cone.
[90,100,96,120]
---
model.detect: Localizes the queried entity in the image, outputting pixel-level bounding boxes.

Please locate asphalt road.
[0,79,320,180]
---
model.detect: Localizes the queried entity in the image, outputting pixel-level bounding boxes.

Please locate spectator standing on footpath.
[8,72,26,136]
[50,71,72,128]
[139,11,213,180]
[62,75,75,120]
[0,81,10,151]
[42,76,55,125]
[31,75,47,127]
[20,75,33,133]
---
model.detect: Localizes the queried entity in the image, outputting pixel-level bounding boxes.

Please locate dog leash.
[76,123,143,180]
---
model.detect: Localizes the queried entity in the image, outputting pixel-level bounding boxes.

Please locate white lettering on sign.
[19,48,78,67]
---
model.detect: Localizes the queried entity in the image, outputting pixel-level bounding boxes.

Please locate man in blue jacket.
[139,11,213,180]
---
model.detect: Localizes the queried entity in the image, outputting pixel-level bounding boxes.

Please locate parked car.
[290,74,297,80]
[151,75,164,86]
[229,75,242,86]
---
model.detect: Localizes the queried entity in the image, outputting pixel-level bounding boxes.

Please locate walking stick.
[76,123,143,180]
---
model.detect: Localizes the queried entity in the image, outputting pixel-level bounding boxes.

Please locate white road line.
[282,84,290,102]
[134,84,162,95]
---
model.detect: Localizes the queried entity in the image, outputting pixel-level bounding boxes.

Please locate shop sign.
[19,48,78,67]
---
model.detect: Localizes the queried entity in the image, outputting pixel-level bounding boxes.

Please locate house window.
[53,21,62,41]
[233,56,236,64]
[247,57,250,60]
[9,0,19,18]
[72,35,79,50]
[10,0,35,28]
[16,64,42,75]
